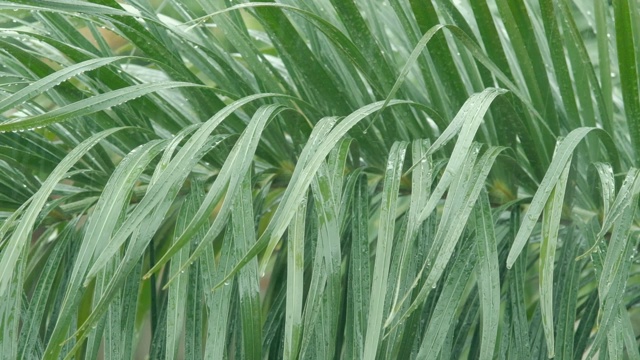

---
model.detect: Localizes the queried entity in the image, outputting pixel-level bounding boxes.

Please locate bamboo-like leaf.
[17,219,75,359]
[165,176,203,360]
[90,96,283,282]
[620,304,640,360]
[494,0,559,137]
[363,141,407,358]
[0,82,202,132]
[507,127,614,268]
[0,198,31,241]
[539,152,571,358]
[298,160,342,358]
[283,195,306,360]
[202,218,234,359]
[389,145,505,328]
[586,186,638,359]
[555,0,617,142]
[0,56,131,113]
[232,172,262,360]
[103,256,123,360]
[154,104,287,286]
[0,240,26,360]
[507,209,532,359]
[608,311,624,360]
[593,162,616,215]
[0,127,124,295]
[574,290,599,357]
[42,138,165,359]
[538,0,579,130]
[418,88,506,224]
[119,258,142,360]
[215,99,423,288]
[345,173,370,360]
[184,252,203,360]
[578,168,640,260]
[415,233,476,359]
[473,190,500,360]
[553,226,580,360]
[60,138,227,358]
[612,0,640,162]
[391,139,431,312]
[593,0,614,129]
[0,1,132,17]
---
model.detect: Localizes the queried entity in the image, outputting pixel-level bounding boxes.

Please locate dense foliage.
[1,0,640,359]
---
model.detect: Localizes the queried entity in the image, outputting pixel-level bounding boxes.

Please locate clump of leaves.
[1,0,640,359]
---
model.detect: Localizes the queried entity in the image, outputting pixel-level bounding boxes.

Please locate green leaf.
[42,137,165,359]
[418,88,507,225]
[91,96,283,283]
[152,104,288,286]
[585,176,639,359]
[0,56,132,113]
[390,145,505,328]
[298,161,342,358]
[17,220,76,359]
[507,127,616,268]
[165,178,202,360]
[232,172,262,360]
[473,191,500,360]
[0,82,202,132]
[539,151,571,358]
[283,194,306,360]
[215,99,421,288]
[416,232,477,359]
[613,0,640,163]
[553,226,580,360]
[0,127,124,295]
[345,173,370,360]
[363,141,408,358]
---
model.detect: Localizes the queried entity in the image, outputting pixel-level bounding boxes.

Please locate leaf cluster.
[1,0,640,359]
